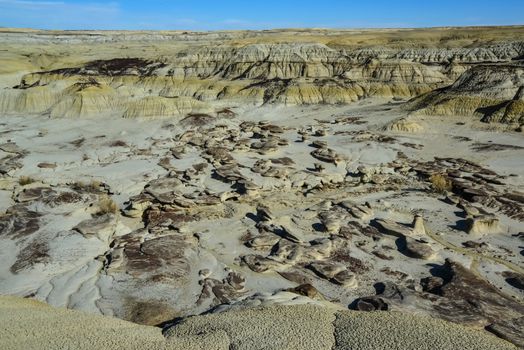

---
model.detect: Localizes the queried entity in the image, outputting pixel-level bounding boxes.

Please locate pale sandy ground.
[0,100,522,316]
[0,295,517,350]
[0,100,523,350]
[0,26,522,348]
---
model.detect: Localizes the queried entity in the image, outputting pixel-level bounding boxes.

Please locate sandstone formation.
[407,63,524,124]
[0,26,523,348]
[1,296,518,350]
[0,27,523,121]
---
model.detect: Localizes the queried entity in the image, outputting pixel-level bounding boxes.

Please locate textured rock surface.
[1,26,524,348]
[1,27,523,120]
[0,295,180,350]
[333,309,517,350]
[431,260,524,326]
[2,296,517,350]
[407,63,524,123]
[487,317,524,348]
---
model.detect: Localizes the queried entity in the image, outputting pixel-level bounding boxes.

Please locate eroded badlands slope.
[0,27,523,122]
[407,63,524,123]
[0,27,523,348]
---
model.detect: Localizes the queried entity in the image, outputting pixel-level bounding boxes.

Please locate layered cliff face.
[0,28,523,120]
[407,63,524,123]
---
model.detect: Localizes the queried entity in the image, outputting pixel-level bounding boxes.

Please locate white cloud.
[0,0,119,14]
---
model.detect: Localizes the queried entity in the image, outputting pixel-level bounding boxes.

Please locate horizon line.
[1,24,524,33]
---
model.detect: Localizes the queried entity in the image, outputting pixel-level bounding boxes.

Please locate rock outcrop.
[407,63,524,124]
[1,26,523,348]
[1,296,518,350]
[1,28,523,120]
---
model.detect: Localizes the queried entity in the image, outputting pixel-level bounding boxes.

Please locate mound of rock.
[385,118,424,132]
[2,29,523,118]
[407,63,524,124]
[4,296,518,350]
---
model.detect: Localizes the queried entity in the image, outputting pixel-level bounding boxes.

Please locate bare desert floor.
[0,27,523,348]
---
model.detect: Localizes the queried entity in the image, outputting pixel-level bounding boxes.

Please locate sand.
[0,101,523,329]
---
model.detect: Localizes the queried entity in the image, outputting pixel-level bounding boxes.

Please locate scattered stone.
[412,214,426,235]
[466,215,501,235]
[404,237,435,259]
[356,297,389,311]
[37,162,57,169]
[256,205,274,222]
[286,284,323,300]
[245,234,280,249]
[311,148,342,164]
[241,254,280,273]
[308,261,346,280]
[73,214,116,241]
[374,219,413,237]
[487,317,524,348]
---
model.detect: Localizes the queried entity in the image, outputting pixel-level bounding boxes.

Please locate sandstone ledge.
[0,296,517,350]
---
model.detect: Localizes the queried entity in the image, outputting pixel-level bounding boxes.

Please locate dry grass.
[19,176,36,186]
[429,174,452,193]
[96,195,118,215]
[73,179,103,193]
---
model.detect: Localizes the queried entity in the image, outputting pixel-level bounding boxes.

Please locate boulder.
[73,214,116,242]
[404,237,435,259]
[466,215,500,235]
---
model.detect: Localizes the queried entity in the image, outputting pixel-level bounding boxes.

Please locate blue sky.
[0,0,523,30]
